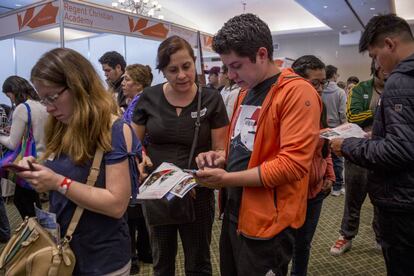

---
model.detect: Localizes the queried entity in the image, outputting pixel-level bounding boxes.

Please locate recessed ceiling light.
[323,5,328,8]
[112,2,118,7]
[15,4,22,7]
[370,7,376,10]
[343,25,347,28]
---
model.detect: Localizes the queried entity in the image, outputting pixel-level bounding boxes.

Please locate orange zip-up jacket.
[228,68,322,239]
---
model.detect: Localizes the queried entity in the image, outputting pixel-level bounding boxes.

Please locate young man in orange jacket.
[195,14,322,276]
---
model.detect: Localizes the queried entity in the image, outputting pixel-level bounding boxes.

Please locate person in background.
[1,76,47,219]
[133,35,228,276]
[218,64,240,120]
[337,81,346,90]
[346,76,360,95]
[121,63,154,274]
[330,14,414,275]
[195,14,321,276]
[207,66,222,90]
[291,55,335,276]
[322,65,347,197]
[99,51,128,110]
[0,104,10,243]
[19,48,141,275]
[330,61,384,256]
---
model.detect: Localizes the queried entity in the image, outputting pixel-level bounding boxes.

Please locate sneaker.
[330,236,352,256]
[340,187,346,195]
[331,190,341,197]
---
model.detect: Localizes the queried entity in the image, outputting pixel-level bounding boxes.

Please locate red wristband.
[57,177,72,195]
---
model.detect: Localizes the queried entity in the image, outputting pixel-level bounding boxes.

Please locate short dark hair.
[346,76,359,85]
[326,65,338,80]
[2,76,39,105]
[98,51,126,72]
[213,13,273,62]
[359,14,414,53]
[292,55,325,78]
[156,36,195,71]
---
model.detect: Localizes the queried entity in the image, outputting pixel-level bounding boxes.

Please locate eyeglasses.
[39,87,68,106]
[310,79,328,89]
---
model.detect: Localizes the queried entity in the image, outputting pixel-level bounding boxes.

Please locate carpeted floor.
[1,192,386,275]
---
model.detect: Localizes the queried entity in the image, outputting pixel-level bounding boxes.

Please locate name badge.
[191,107,207,118]
[363,94,369,99]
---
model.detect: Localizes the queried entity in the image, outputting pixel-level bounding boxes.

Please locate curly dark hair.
[2,75,39,105]
[292,55,325,78]
[98,51,126,72]
[359,14,413,53]
[213,13,273,62]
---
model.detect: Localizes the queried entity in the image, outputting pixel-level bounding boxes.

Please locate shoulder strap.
[187,86,202,169]
[22,102,33,138]
[65,148,104,239]
[65,115,118,238]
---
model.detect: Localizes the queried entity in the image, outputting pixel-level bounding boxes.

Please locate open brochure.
[320,123,367,140]
[137,162,198,200]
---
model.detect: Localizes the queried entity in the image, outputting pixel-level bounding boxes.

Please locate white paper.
[320,123,367,140]
[137,162,197,200]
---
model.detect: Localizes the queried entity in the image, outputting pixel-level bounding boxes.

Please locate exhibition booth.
[0,0,215,104]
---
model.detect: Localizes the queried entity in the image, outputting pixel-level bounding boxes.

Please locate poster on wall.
[0,1,60,38]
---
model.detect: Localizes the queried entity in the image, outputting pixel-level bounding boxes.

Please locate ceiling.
[0,0,413,38]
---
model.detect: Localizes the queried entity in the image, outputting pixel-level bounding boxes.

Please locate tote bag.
[0,102,37,190]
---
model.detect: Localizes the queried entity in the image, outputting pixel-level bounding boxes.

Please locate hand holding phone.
[1,163,31,173]
[183,169,198,175]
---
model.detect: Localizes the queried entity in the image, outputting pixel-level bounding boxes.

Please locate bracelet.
[57,177,72,195]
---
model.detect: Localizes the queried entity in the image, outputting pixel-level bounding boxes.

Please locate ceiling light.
[323,5,328,9]
[370,7,375,10]
[113,0,163,17]
[343,25,347,28]
[15,4,22,7]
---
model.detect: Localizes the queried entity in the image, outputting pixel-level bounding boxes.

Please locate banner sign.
[0,1,59,37]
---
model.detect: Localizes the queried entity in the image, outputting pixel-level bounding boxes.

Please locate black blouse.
[133,83,229,170]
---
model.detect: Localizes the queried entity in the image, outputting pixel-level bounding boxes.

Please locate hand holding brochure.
[320,123,367,140]
[137,162,198,200]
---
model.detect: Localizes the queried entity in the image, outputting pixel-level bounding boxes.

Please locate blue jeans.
[291,191,325,276]
[331,152,344,191]
[0,192,10,242]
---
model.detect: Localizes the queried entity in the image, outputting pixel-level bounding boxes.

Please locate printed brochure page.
[137,162,198,200]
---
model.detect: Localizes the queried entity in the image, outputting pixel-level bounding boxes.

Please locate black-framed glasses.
[310,79,328,89]
[39,87,68,106]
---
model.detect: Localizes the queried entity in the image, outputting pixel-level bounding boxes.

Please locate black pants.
[13,185,41,219]
[127,205,152,262]
[340,161,380,240]
[147,188,214,276]
[377,208,414,276]
[220,216,295,276]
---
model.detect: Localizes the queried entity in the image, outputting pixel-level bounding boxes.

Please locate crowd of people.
[0,12,413,276]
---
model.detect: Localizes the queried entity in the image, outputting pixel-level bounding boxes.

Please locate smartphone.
[183,169,198,175]
[2,163,31,173]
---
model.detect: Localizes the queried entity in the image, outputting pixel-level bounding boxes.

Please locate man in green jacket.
[330,61,385,256]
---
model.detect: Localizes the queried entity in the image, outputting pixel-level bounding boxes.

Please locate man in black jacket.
[98,51,127,110]
[331,14,414,276]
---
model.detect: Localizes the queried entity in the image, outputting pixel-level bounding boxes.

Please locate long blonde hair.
[31,48,119,164]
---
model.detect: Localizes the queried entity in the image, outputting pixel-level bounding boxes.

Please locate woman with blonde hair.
[18,48,141,275]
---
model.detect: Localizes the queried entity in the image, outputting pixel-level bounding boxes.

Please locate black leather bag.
[143,87,202,227]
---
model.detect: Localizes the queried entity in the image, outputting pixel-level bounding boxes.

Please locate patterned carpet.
[1,193,386,276]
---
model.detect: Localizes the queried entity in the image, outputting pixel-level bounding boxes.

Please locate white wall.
[273,33,373,82]
[0,39,15,105]
[125,36,164,86]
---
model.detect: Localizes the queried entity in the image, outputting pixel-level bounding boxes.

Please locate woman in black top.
[132,36,228,275]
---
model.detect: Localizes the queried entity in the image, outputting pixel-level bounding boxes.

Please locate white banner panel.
[0,1,59,38]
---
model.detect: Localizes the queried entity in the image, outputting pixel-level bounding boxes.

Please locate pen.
[27,160,35,171]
